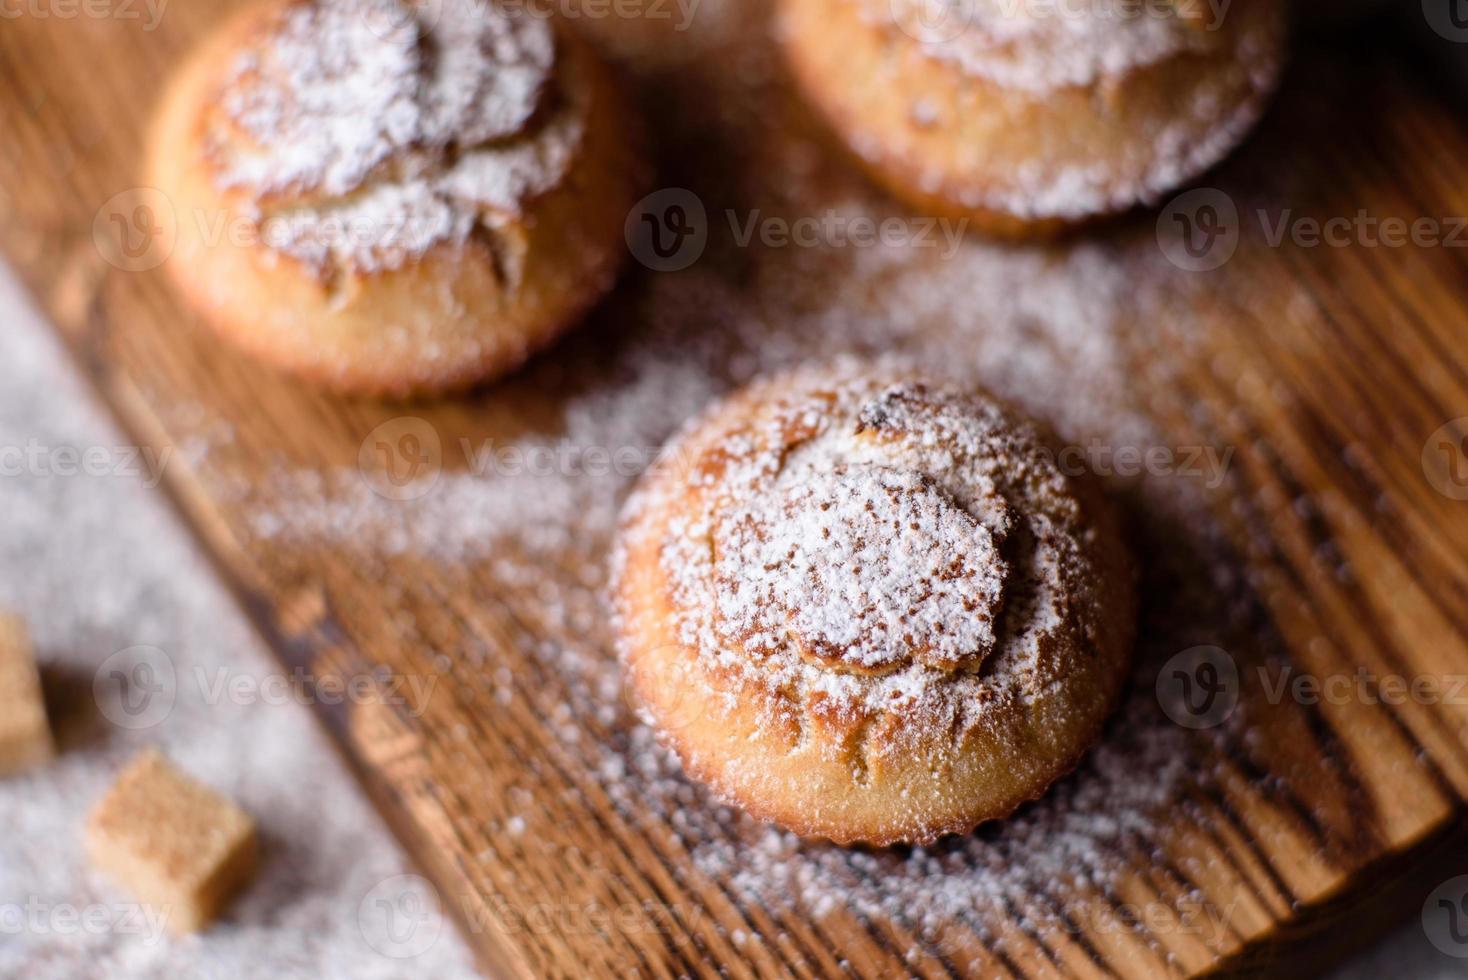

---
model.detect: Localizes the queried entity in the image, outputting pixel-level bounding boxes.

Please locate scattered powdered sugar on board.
[241,348,721,563]
[696,695,1190,939]
[207,0,582,274]
[197,225,1261,957]
[173,9,1280,962]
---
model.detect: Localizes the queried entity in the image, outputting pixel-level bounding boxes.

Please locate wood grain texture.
[3,4,1468,976]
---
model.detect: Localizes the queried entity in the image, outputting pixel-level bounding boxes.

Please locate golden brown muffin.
[149,0,646,397]
[777,0,1287,238]
[612,362,1137,845]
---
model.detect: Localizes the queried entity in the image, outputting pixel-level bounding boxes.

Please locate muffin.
[149,0,647,395]
[778,0,1286,237]
[613,362,1137,844]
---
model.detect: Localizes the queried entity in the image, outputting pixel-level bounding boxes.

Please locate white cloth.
[0,265,476,979]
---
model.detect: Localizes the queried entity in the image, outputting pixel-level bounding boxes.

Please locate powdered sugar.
[879,0,1213,91]
[713,464,1007,673]
[205,0,581,274]
[948,61,1281,220]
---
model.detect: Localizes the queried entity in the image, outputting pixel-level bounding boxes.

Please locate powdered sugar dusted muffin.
[612,363,1136,845]
[150,0,646,396]
[777,0,1286,237]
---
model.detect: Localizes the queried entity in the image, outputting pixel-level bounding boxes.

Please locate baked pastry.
[777,0,1286,237]
[612,363,1136,845]
[149,0,646,396]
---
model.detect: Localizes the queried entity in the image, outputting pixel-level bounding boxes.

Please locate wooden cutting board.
[6,3,1468,975]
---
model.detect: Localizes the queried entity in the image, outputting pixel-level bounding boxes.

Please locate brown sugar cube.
[86,749,258,933]
[0,614,53,775]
